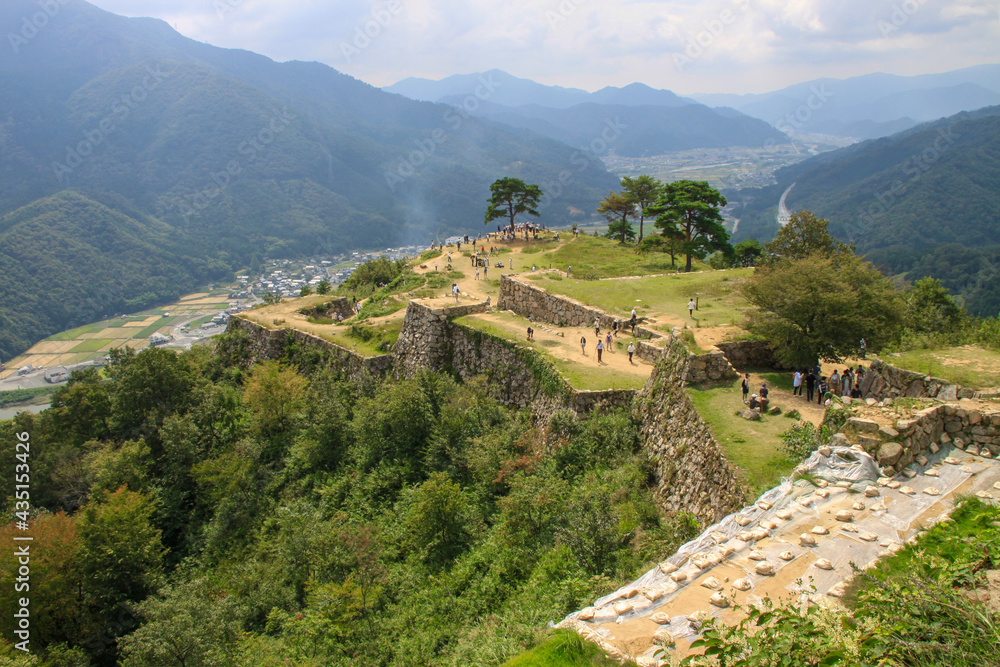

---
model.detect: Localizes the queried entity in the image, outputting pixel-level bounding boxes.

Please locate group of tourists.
[741,375,771,412]
[791,365,867,404]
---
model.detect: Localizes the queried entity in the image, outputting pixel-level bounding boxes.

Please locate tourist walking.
[596,339,604,363]
[605,332,613,352]
[612,319,619,337]
[741,373,750,403]
[793,370,803,396]
[817,376,828,405]
[580,336,587,355]
[627,342,636,364]
[594,318,601,337]
[805,370,816,402]
[688,298,696,318]
[859,338,867,359]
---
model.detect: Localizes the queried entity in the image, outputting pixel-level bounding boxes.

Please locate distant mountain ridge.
[694,65,1000,139]
[386,69,788,155]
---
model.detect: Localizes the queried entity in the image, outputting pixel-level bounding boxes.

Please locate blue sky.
[85,0,1000,94]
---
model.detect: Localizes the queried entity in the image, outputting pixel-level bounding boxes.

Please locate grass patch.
[454,314,648,392]
[537,235,694,278]
[531,269,752,328]
[687,377,798,494]
[325,320,403,357]
[503,630,626,667]
[357,296,406,320]
[0,387,57,408]
[889,346,1000,388]
[68,339,115,354]
[136,322,171,339]
[47,323,104,341]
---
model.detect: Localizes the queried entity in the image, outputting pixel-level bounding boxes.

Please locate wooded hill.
[0,0,619,360]
[730,107,1000,316]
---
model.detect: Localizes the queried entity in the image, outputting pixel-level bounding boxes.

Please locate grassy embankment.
[886,346,1000,388]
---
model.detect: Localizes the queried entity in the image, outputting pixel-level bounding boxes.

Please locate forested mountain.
[0,0,619,360]
[730,107,1000,316]
[386,69,787,154]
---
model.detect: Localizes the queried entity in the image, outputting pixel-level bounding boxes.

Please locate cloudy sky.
[85,0,1000,94]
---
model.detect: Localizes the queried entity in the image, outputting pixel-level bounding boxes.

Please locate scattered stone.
[670,572,687,583]
[818,446,832,457]
[925,469,940,477]
[644,588,667,603]
[879,426,900,440]
[902,468,917,479]
[750,528,770,541]
[659,562,679,575]
[701,576,722,590]
[815,489,830,498]
[944,456,961,465]
[900,486,916,495]
[800,533,818,547]
[757,500,773,511]
[614,600,633,615]
[877,477,892,487]
[777,509,794,521]
[849,417,879,433]
[759,520,779,531]
[651,612,671,625]
[692,556,711,570]
[859,532,878,542]
[865,486,880,497]
[755,562,776,576]
[836,510,854,522]
[779,551,795,561]
[688,611,708,623]
[735,515,752,527]
[733,578,753,591]
[977,491,994,500]
[741,410,762,421]
[929,443,941,454]
[866,398,878,406]
[841,525,858,533]
[967,445,981,456]
[799,497,814,507]
[877,441,905,468]
[852,502,866,511]
[812,526,830,535]
[816,479,829,488]
[923,487,941,496]
[709,592,730,608]
[711,531,728,544]
[653,628,675,646]
[888,480,902,489]
[916,455,929,467]
[718,545,736,558]
[994,482,1000,490]
[835,481,854,488]
[814,558,834,570]
[871,503,887,512]
[748,550,766,561]
[827,582,848,598]
[961,466,976,474]
[737,531,753,542]
[578,607,596,621]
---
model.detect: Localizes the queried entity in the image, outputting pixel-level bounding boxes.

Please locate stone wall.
[635,335,749,524]
[859,358,978,401]
[716,339,789,371]
[226,316,393,378]
[832,403,1000,477]
[393,301,635,418]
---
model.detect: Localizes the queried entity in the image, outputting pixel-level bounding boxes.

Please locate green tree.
[732,238,765,267]
[77,488,166,630]
[764,210,853,263]
[242,361,308,439]
[906,277,967,334]
[597,191,636,244]
[647,180,732,272]
[404,472,473,568]
[637,235,685,267]
[106,347,199,442]
[484,177,543,232]
[620,175,662,241]
[316,279,331,295]
[48,367,112,448]
[742,252,906,367]
[118,579,242,667]
[300,285,313,297]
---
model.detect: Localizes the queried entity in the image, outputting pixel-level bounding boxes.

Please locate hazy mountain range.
[389,65,1000,141]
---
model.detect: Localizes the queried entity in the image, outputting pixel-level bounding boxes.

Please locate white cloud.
[85,0,1000,94]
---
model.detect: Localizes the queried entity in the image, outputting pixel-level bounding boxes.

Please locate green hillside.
[731,108,1000,316]
[0,0,620,357]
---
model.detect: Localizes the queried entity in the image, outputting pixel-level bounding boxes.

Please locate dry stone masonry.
[635,334,749,525]
[859,357,983,401]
